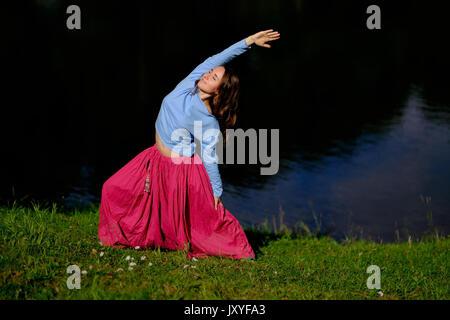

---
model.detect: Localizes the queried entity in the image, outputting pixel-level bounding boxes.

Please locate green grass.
[0,201,448,300]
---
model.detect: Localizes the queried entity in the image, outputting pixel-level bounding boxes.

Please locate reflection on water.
[223,85,450,241]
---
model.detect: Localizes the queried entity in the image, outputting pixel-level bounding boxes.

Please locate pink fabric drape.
[98,143,255,260]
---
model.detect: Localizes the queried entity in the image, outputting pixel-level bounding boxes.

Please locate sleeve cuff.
[213,190,223,198]
[242,38,252,49]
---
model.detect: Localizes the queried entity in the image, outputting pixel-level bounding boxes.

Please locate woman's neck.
[198,88,212,101]
[198,88,213,115]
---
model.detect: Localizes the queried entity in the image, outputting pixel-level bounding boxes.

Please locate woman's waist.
[155,130,194,158]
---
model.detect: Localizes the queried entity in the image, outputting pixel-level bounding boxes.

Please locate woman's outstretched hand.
[246,29,281,48]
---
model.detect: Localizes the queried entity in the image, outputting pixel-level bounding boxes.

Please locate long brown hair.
[192,64,240,146]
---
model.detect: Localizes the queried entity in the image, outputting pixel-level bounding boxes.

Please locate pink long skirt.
[98,143,255,260]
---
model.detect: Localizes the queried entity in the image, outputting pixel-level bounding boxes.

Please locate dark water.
[224,86,450,241]
[3,1,449,241]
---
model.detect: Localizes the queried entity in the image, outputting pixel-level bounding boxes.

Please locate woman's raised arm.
[174,38,251,91]
[173,30,280,92]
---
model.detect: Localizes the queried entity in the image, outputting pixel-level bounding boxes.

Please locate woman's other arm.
[201,125,223,210]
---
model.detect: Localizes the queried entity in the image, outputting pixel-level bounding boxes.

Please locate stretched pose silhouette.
[98,30,281,260]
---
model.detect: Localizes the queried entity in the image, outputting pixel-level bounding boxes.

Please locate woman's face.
[198,66,225,95]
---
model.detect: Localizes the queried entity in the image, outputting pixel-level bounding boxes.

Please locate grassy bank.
[0,202,448,299]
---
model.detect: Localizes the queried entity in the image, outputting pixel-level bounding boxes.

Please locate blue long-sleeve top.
[155,38,252,198]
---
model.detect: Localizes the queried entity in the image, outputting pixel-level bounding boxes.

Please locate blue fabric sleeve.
[201,125,223,198]
[174,38,252,92]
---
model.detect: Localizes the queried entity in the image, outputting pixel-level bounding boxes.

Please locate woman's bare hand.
[214,196,223,210]
[246,29,281,48]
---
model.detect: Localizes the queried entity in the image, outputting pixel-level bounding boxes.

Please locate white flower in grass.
[192,257,198,262]
[148,262,153,266]
[140,256,146,260]
[131,257,135,260]
[88,265,93,270]
[116,268,124,272]
[183,264,189,269]
[378,291,384,297]
[128,266,134,271]
[129,262,137,267]
[125,255,131,261]
[191,265,196,269]
[274,271,278,275]
[81,270,87,275]
[100,251,104,257]
[134,246,140,250]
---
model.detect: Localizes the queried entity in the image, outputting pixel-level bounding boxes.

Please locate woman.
[98,29,281,261]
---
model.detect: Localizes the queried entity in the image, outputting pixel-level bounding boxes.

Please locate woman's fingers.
[214,197,222,210]
[260,31,279,37]
[263,35,279,46]
[261,31,280,40]
[253,29,280,48]
[266,35,280,40]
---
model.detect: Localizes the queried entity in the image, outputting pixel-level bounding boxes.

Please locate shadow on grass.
[242,227,334,259]
[241,203,336,258]
[243,229,284,256]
